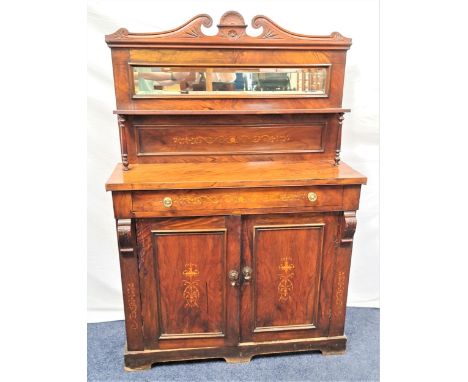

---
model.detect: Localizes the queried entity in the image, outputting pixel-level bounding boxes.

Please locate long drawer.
[131,186,344,216]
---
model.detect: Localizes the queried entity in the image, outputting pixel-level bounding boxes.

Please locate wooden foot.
[224,356,252,364]
[124,363,152,371]
[321,348,346,356]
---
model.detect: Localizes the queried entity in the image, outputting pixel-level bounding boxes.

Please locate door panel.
[241,213,339,343]
[136,216,240,349]
[254,224,324,331]
[154,230,225,338]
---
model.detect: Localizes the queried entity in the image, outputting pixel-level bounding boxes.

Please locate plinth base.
[124,335,347,371]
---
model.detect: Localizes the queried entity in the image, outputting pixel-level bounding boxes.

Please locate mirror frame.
[129,64,332,99]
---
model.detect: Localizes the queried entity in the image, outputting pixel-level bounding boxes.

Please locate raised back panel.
[107,11,350,167]
[121,113,342,163]
[106,11,351,111]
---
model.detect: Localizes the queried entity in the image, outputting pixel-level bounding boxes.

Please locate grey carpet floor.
[88,307,379,382]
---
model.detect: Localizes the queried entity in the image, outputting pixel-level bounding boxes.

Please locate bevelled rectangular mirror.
[132,66,330,97]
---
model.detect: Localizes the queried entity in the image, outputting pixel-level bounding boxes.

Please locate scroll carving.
[117,219,135,257]
[117,115,129,171]
[106,14,213,41]
[106,11,351,48]
[340,211,357,245]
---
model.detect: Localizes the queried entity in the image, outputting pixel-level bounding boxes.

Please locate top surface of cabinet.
[106,11,351,113]
[105,161,366,191]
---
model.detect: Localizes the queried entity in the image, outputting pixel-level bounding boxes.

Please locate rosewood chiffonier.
[104,11,366,370]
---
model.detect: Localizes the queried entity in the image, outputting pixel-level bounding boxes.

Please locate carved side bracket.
[117,115,129,171]
[340,211,357,245]
[117,219,135,257]
[334,113,345,166]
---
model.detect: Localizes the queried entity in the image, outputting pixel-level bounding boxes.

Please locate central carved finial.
[217,11,247,39]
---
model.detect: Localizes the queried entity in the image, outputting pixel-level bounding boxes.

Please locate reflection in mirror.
[133,67,328,96]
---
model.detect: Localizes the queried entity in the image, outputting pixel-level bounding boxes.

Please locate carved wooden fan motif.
[106,10,351,48]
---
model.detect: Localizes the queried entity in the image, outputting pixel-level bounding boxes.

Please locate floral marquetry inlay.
[182,263,200,308]
[172,134,291,145]
[335,271,346,309]
[278,257,295,303]
[126,282,139,330]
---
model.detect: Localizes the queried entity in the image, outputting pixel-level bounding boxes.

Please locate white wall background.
[87,0,379,322]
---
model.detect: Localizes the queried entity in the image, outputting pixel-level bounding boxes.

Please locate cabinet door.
[240,213,339,342]
[136,216,240,350]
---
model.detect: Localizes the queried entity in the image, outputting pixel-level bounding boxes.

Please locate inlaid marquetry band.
[157,191,321,208]
[126,282,139,330]
[172,134,291,145]
[334,271,346,309]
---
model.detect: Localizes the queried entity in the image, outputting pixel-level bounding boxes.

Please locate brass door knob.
[242,266,253,283]
[163,197,173,208]
[228,270,239,286]
[307,192,318,202]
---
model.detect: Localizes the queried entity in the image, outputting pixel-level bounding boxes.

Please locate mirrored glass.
[133,67,328,96]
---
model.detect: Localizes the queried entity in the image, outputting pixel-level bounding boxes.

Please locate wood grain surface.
[104,11,365,369]
[106,161,366,191]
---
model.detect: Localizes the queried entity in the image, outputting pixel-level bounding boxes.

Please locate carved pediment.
[106,10,351,49]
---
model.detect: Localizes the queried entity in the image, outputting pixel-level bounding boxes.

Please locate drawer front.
[132,186,343,215]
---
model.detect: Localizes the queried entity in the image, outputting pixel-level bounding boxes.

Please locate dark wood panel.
[253,224,324,331]
[117,97,347,115]
[240,213,339,343]
[116,219,144,350]
[122,113,340,164]
[136,123,325,156]
[329,211,357,336]
[153,230,226,339]
[132,186,343,214]
[136,216,239,350]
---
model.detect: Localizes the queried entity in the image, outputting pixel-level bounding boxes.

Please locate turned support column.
[117,115,129,171]
[334,113,345,166]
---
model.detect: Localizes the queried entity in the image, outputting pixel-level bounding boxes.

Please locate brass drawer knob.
[307,192,318,202]
[228,270,239,286]
[162,197,173,208]
[242,266,253,284]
